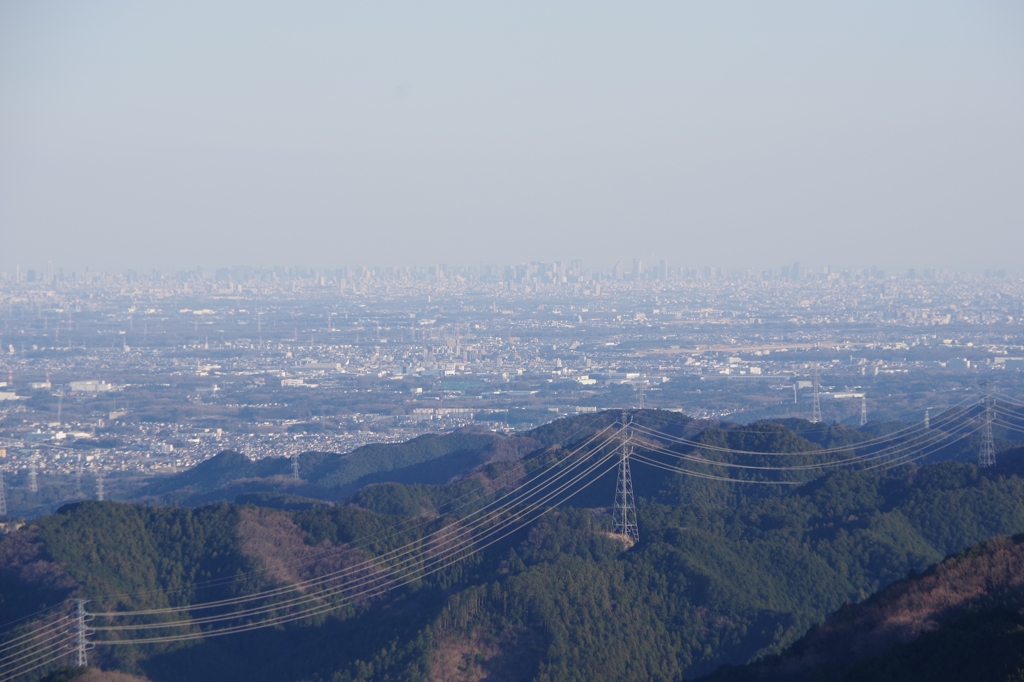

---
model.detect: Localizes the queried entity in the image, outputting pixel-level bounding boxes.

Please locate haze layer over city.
[2,261,1023,517]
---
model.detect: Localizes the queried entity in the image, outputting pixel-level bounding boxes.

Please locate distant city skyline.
[0,259,1016,283]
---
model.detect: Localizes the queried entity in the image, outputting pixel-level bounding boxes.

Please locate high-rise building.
[632,259,643,280]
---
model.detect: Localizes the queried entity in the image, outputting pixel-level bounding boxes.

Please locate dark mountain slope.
[42,669,153,682]
[125,410,674,508]
[126,408,1010,510]
[132,430,516,505]
[3,411,1024,681]
[702,533,1024,682]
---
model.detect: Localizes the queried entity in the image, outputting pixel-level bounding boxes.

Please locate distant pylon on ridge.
[978,381,995,468]
[811,364,822,424]
[924,408,930,429]
[860,396,867,426]
[76,454,83,494]
[96,468,105,501]
[28,454,38,493]
[0,470,7,517]
[613,441,639,544]
[291,453,300,481]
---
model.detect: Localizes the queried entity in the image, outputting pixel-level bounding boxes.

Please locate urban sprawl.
[1,260,1022,516]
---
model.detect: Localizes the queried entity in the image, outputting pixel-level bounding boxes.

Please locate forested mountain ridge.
[131,429,531,506]
[122,406,1002,510]
[120,410,642,508]
[701,532,1024,682]
[2,410,1023,682]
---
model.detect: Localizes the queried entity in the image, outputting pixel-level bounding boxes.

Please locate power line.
[92,436,624,629]
[89,441,625,643]
[78,415,618,608]
[633,419,965,474]
[647,398,976,452]
[632,416,983,482]
[0,617,70,655]
[4,397,1013,657]
[0,602,69,637]
[89,413,985,644]
[861,419,984,471]
[627,400,975,463]
[88,429,625,622]
[0,614,76,680]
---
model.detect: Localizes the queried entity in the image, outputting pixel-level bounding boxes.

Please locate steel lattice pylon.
[28,455,38,493]
[979,383,995,468]
[613,444,639,543]
[75,599,90,667]
[811,364,822,424]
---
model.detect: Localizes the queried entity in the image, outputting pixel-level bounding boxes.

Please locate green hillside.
[125,407,999,511]
[132,429,518,505]
[702,533,1024,682]
[1,410,1022,681]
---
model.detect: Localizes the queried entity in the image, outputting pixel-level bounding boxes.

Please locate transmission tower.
[638,379,645,410]
[978,381,995,468]
[28,455,38,493]
[96,468,105,501]
[613,443,639,544]
[810,364,822,424]
[74,599,90,667]
[76,454,83,494]
[924,408,930,429]
[0,469,7,517]
[860,395,867,426]
[291,453,300,481]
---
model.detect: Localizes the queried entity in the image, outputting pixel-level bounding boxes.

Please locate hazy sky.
[1,1,1022,273]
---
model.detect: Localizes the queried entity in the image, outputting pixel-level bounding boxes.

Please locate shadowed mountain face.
[132,429,526,506]
[126,410,648,507]
[42,668,154,682]
[2,409,1023,682]
[125,408,997,511]
[701,534,1024,682]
